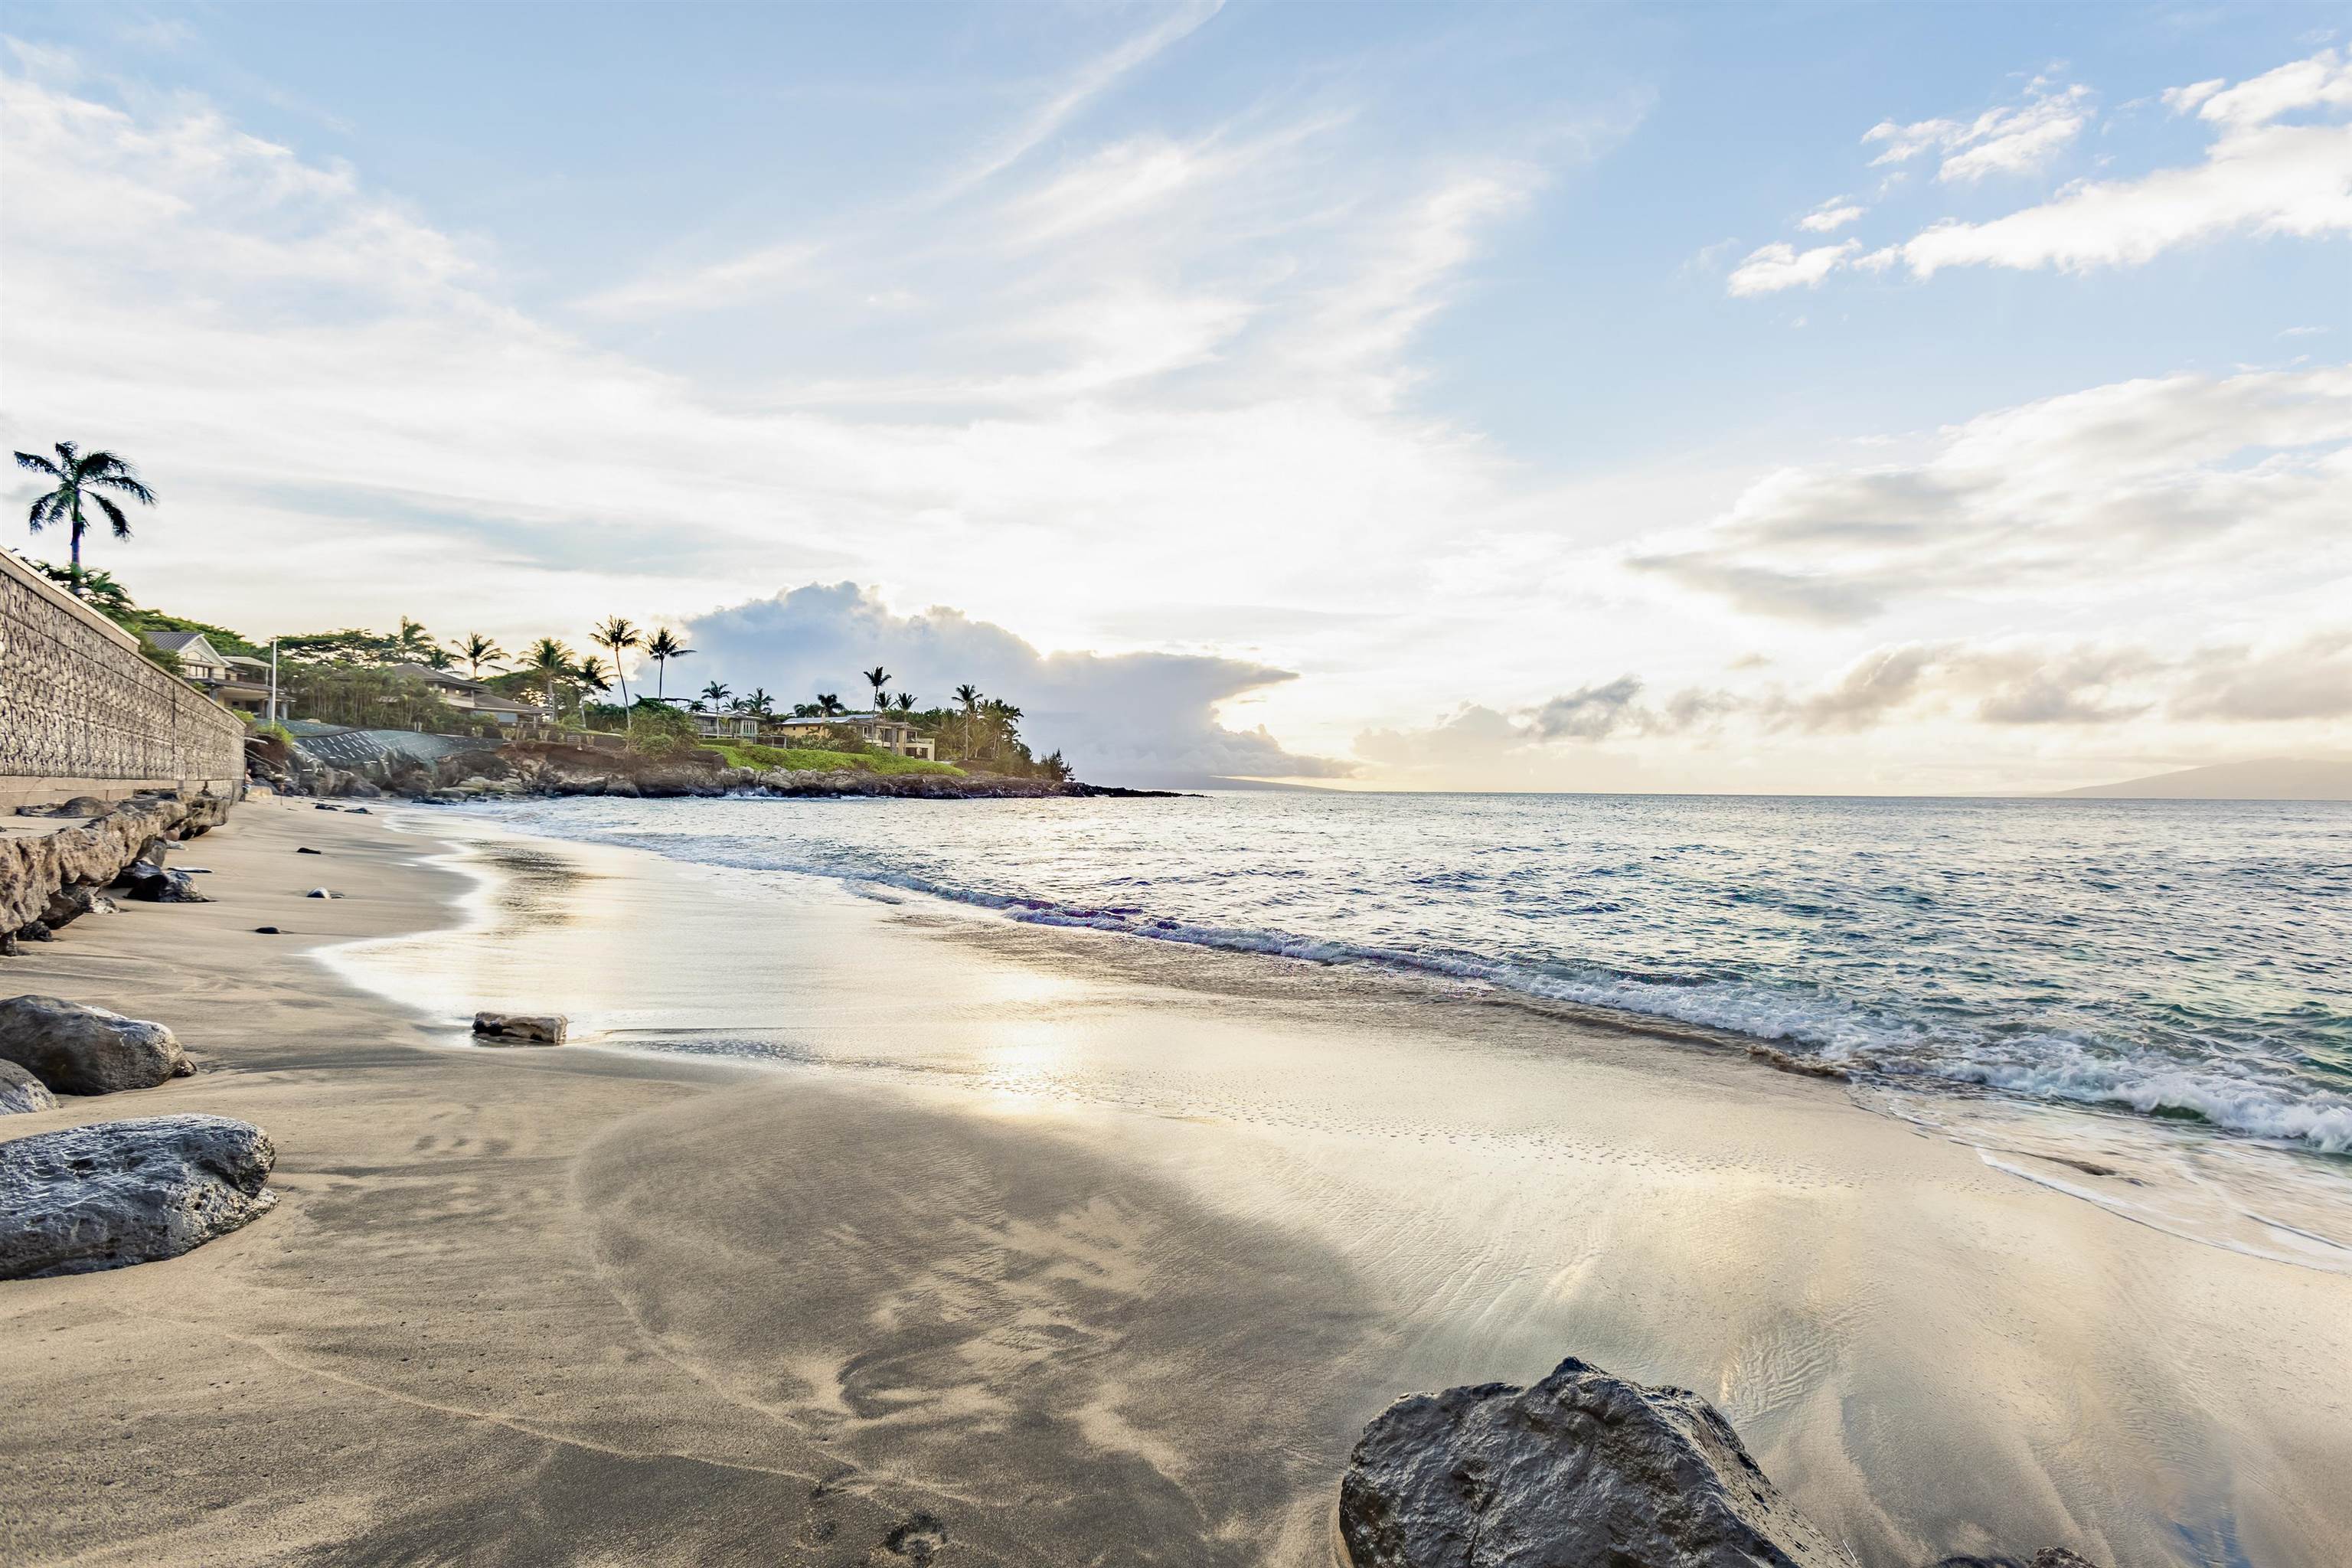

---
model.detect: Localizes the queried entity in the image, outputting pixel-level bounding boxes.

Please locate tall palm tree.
[460,633,505,680]
[522,638,574,714]
[861,665,890,714]
[743,687,774,717]
[893,691,916,713]
[698,680,731,714]
[13,443,157,594]
[592,617,642,706]
[816,692,846,717]
[955,684,982,758]
[643,627,693,699]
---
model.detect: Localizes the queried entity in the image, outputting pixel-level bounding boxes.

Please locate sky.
[2,1,2347,792]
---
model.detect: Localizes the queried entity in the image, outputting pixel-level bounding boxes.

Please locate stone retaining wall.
[0,552,246,810]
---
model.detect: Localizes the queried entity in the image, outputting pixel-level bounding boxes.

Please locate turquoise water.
[460,791,2352,1155]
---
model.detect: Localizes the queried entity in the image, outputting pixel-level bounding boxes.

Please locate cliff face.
[1,792,234,943]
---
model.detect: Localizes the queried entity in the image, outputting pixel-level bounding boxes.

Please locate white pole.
[268,640,279,724]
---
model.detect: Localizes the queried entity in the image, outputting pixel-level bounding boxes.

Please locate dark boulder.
[1338,1356,1855,1568]
[0,1060,57,1115]
[15,921,53,942]
[0,995,191,1094]
[117,866,211,903]
[0,1114,276,1279]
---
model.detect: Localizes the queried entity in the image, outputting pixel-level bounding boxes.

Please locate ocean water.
[452,790,2352,1158]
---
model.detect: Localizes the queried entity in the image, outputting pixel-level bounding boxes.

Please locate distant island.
[2053,758,2352,801]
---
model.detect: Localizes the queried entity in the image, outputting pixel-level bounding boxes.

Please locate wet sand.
[2,801,2347,1566]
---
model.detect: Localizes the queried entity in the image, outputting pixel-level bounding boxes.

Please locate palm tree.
[34,563,133,616]
[817,692,846,717]
[979,697,1024,762]
[522,638,574,714]
[893,691,916,713]
[743,687,774,717]
[395,616,452,668]
[698,680,731,714]
[571,655,612,724]
[14,443,157,594]
[592,617,642,706]
[954,684,982,758]
[643,627,693,700]
[861,665,890,714]
[459,633,505,680]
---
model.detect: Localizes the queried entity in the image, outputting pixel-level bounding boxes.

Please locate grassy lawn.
[701,741,962,776]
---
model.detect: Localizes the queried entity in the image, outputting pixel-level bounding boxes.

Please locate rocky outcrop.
[1,791,232,943]
[472,1011,567,1045]
[1338,1356,1856,1568]
[260,732,1185,804]
[0,995,191,1094]
[0,1060,57,1115]
[0,1114,276,1279]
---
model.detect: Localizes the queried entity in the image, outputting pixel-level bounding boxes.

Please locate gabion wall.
[0,552,246,787]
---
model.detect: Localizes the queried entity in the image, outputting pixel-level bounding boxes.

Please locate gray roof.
[145,630,216,656]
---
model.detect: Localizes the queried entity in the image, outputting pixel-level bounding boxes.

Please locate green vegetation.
[701,741,961,776]
[625,700,701,757]
[279,663,469,732]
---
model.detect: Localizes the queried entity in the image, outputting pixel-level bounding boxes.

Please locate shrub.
[626,701,701,757]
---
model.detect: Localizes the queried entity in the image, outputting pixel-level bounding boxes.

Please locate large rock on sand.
[0,1114,276,1279]
[0,1060,57,1115]
[0,995,191,1094]
[1338,1356,1854,1568]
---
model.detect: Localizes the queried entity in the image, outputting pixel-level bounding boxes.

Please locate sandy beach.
[3,800,2349,1567]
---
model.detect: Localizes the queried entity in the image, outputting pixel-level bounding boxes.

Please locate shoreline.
[3,802,2349,1564]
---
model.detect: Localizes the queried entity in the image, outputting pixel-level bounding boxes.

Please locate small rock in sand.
[0,995,191,1094]
[472,1011,567,1046]
[0,1114,276,1279]
[15,921,54,943]
[0,1060,57,1115]
[305,888,338,900]
[296,847,322,855]
[253,926,282,936]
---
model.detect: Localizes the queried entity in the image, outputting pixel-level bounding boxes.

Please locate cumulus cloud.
[1633,364,2352,623]
[1865,80,2092,183]
[1892,49,2352,276]
[676,583,1352,787]
[1797,199,1864,232]
[1726,240,1858,296]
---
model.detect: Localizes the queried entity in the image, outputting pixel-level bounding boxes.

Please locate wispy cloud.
[1726,239,1857,296]
[939,1,1226,198]
[1864,77,2092,183]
